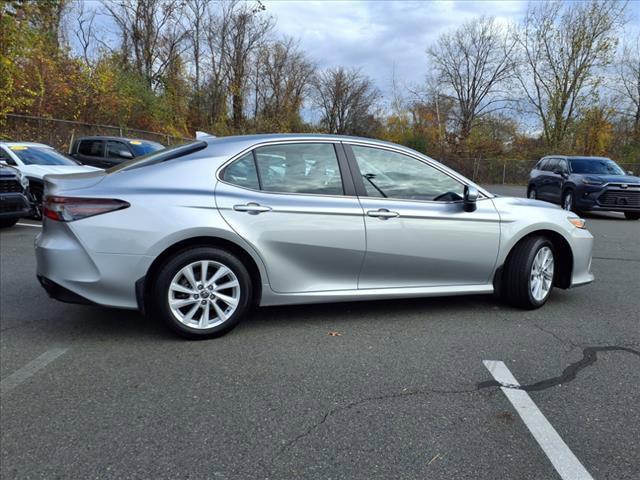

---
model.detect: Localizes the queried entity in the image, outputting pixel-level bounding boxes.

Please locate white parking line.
[16,223,42,228]
[483,360,593,480]
[1,348,68,396]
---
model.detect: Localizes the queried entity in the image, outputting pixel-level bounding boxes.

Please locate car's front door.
[215,142,366,294]
[345,144,501,289]
[75,140,106,167]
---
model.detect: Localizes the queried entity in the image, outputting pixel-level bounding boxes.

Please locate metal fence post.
[502,161,507,184]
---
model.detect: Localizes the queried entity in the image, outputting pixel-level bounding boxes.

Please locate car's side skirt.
[259,283,494,306]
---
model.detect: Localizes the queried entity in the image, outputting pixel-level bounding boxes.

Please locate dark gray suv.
[527,156,640,220]
[69,136,164,168]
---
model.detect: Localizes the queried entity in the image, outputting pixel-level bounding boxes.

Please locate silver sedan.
[35,134,594,338]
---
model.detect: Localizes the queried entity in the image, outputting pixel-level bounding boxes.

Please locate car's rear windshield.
[569,158,625,175]
[128,140,164,156]
[107,141,208,173]
[9,146,79,166]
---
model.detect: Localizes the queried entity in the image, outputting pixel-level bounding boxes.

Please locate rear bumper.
[35,219,153,310]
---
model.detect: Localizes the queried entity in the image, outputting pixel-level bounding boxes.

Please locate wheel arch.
[138,235,266,313]
[494,229,573,293]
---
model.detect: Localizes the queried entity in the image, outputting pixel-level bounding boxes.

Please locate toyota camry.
[35,134,594,338]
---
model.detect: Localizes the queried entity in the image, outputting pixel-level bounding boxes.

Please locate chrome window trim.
[216,139,357,199]
[216,138,491,203]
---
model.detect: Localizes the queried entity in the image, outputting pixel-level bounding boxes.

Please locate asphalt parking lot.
[1,185,639,480]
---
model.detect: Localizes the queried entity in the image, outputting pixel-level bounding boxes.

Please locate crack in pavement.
[477,346,640,392]
[592,256,640,262]
[531,323,580,352]
[275,386,483,457]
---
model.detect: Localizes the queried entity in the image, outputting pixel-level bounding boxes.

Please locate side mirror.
[0,159,8,165]
[463,185,479,212]
[628,170,634,176]
[118,150,134,159]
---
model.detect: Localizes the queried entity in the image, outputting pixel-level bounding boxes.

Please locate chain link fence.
[2,114,638,185]
[0,114,192,154]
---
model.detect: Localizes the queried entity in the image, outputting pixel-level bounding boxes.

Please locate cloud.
[263,0,527,98]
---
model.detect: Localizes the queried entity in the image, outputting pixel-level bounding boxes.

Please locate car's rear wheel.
[502,236,555,309]
[151,247,252,339]
[624,212,640,220]
[527,186,537,199]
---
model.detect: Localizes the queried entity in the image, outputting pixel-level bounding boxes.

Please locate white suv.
[0,142,101,219]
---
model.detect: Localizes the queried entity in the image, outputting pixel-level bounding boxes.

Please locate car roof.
[541,155,612,161]
[74,136,161,143]
[0,141,53,148]
[200,133,426,157]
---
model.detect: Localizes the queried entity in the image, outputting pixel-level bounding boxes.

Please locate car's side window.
[253,143,344,195]
[222,152,260,190]
[557,159,568,172]
[106,141,131,159]
[78,140,104,157]
[350,145,464,201]
[537,159,548,170]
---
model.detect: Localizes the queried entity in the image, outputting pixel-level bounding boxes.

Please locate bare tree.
[216,0,273,130]
[74,0,97,67]
[102,0,187,90]
[255,37,315,130]
[312,67,381,135]
[613,35,640,138]
[427,16,515,143]
[513,0,627,148]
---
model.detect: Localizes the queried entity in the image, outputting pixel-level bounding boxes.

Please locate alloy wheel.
[529,246,554,302]
[168,260,240,329]
[563,192,573,211]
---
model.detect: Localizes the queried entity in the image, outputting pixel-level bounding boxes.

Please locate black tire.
[0,217,19,229]
[527,186,537,199]
[624,212,640,220]
[562,189,576,212]
[150,247,253,339]
[29,184,43,220]
[502,236,555,310]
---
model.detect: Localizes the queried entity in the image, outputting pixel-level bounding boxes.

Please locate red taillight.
[43,196,130,222]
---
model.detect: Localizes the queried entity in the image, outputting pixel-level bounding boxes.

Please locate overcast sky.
[80,0,640,107]
[264,0,639,98]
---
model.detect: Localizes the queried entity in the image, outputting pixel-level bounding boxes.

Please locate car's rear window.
[107,141,207,173]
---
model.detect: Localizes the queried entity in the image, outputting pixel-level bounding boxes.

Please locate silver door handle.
[233,203,272,214]
[366,208,399,219]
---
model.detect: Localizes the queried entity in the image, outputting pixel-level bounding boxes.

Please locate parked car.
[527,155,640,220]
[0,142,102,219]
[0,164,32,228]
[36,134,594,339]
[69,136,164,168]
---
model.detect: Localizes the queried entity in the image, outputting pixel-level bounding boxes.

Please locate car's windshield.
[8,146,79,166]
[570,158,625,175]
[128,140,164,156]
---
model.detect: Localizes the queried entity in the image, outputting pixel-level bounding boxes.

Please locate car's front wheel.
[562,190,575,212]
[151,247,252,339]
[624,212,640,220]
[29,183,43,220]
[502,236,555,309]
[527,186,537,199]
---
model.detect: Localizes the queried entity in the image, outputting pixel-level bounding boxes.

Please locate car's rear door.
[345,143,500,289]
[215,141,366,294]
